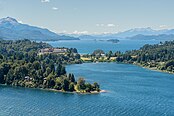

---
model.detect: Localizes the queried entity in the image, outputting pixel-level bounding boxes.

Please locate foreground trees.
[0,39,100,93]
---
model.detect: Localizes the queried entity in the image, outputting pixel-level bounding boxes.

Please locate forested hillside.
[115,41,174,73]
[0,39,100,93]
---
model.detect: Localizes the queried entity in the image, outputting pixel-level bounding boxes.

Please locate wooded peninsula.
[0,39,100,93]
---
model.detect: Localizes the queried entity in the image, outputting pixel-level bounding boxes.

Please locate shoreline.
[133,63,174,74]
[38,88,107,94]
[142,66,174,74]
[81,60,174,75]
[0,84,106,94]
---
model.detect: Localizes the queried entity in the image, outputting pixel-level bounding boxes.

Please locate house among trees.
[38,48,68,55]
[25,76,33,81]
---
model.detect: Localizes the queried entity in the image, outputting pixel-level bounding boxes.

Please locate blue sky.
[0,0,174,34]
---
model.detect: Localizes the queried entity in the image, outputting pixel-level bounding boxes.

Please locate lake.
[0,40,174,116]
[0,63,174,116]
[47,39,162,54]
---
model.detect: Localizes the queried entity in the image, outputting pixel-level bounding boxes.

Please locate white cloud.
[96,24,104,27]
[59,30,67,33]
[18,20,23,24]
[103,32,112,34]
[41,0,50,3]
[52,7,58,10]
[72,30,88,35]
[159,25,168,29]
[96,23,116,27]
[62,30,67,33]
[107,24,115,27]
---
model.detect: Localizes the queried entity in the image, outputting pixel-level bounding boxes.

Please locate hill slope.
[0,17,79,41]
[115,40,174,73]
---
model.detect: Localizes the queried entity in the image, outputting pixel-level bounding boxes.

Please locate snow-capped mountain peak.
[0,17,79,41]
[0,17,18,25]
[127,27,155,33]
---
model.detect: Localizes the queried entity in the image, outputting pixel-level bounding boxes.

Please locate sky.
[0,0,174,34]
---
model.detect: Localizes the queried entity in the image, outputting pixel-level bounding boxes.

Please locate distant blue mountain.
[126,34,174,40]
[113,27,158,37]
[74,27,174,40]
[0,17,79,41]
[111,27,173,38]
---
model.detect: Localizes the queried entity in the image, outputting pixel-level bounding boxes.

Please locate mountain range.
[1,17,174,41]
[0,17,79,41]
[109,27,174,38]
[76,27,174,40]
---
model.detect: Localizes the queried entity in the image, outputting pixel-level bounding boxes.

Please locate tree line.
[0,39,100,93]
[81,40,174,73]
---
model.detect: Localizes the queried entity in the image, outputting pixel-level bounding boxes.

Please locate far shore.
[143,66,174,74]
[80,59,174,75]
[133,63,174,74]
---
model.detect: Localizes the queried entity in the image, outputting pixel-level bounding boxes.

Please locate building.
[38,48,68,55]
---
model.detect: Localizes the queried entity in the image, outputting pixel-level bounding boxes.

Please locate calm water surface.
[48,39,162,54]
[0,40,174,116]
[0,63,174,116]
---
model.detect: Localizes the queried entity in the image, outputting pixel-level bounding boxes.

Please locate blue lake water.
[0,63,174,116]
[47,39,162,54]
[0,40,174,116]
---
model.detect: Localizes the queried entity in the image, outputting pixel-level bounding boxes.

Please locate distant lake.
[0,63,174,115]
[47,39,162,54]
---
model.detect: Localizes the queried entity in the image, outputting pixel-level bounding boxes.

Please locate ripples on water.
[0,63,174,116]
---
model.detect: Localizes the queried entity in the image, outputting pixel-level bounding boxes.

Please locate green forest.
[111,41,174,73]
[0,39,100,93]
[81,41,174,73]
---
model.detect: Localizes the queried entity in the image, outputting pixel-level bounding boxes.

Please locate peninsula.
[0,39,100,93]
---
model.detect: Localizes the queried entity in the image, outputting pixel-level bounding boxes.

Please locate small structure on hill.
[38,48,67,55]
